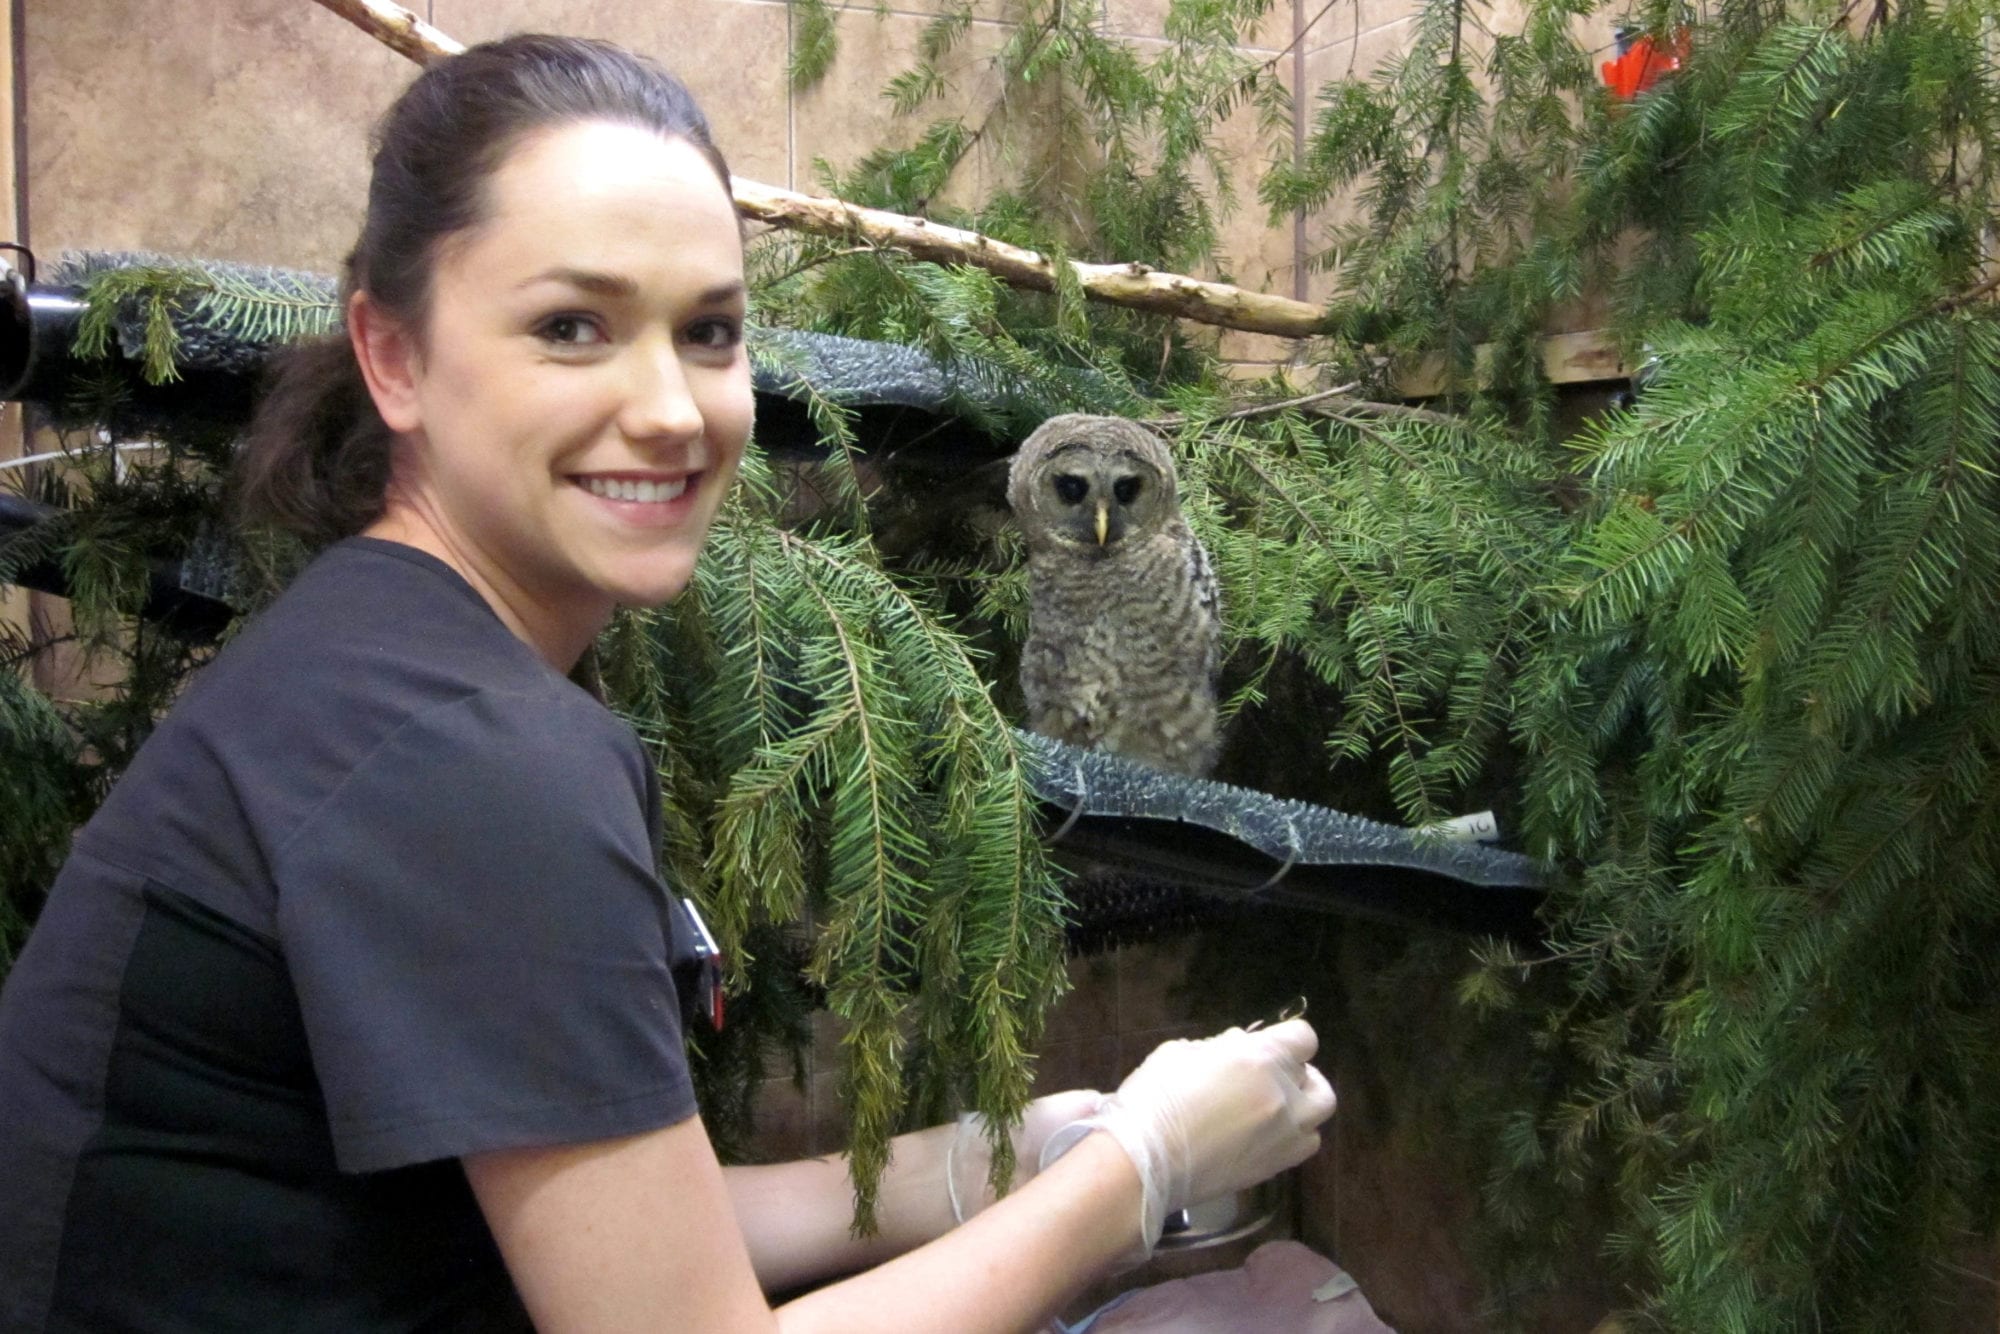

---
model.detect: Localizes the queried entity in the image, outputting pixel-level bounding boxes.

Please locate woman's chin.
[598,558,699,611]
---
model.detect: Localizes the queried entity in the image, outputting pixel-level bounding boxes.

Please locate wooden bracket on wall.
[1398,329,1633,395]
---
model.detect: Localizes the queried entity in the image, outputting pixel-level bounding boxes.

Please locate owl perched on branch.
[1007,414,1223,778]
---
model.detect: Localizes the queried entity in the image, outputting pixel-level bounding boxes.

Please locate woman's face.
[361,118,753,660]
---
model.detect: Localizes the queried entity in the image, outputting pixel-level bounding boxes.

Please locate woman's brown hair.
[235,34,733,547]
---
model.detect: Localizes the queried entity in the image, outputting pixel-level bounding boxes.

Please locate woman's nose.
[621,342,704,443]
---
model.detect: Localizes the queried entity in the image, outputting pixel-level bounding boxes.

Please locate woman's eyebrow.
[699,280,749,306]
[514,271,746,307]
[517,267,636,297]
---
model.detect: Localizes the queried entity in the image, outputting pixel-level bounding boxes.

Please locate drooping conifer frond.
[0,659,83,968]
[1478,16,2000,1324]
[787,0,839,92]
[1162,395,1561,822]
[615,458,1071,1226]
[1,429,227,966]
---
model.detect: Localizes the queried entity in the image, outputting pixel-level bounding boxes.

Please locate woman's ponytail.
[233,327,392,547]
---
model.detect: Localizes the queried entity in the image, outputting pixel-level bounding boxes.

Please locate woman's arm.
[777,1132,1140,1330]
[723,1088,1105,1295]
[465,1020,1332,1332]
[465,1112,1141,1334]
[719,1128,956,1298]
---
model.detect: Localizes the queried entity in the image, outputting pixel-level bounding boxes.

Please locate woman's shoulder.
[280,540,647,780]
[265,632,657,886]
[103,539,640,867]
[188,538,588,723]
[243,538,535,676]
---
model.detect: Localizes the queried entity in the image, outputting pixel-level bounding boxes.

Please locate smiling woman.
[350,120,754,667]
[0,32,1333,1334]
[236,43,754,670]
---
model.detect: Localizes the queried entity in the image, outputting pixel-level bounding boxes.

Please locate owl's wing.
[1186,535,1224,687]
[1019,631,1103,747]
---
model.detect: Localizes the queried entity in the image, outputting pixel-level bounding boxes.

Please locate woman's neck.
[361,502,607,674]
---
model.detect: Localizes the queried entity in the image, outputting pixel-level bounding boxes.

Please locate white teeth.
[583,476,690,503]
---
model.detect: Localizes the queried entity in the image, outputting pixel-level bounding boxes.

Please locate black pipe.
[0,275,87,404]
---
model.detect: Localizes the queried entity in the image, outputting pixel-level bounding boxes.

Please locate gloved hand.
[1039,1019,1335,1265]
[948,1088,1106,1223]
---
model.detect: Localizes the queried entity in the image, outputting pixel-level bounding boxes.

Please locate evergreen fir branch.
[187,266,342,346]
[789,0,839,93]
[884,64,948,116]
[1214,435,1439,807]
[919,3,973,64]
[72,266,203,384]
[70,260,341,384]
[0,664,87,969]
[784,542,931,1230]
[799,535,1063,1187]
[712,496,791,759]
[662,503,1062,1224]
[1710,20,1853,175]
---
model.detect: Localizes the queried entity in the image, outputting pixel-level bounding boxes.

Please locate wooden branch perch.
[306,0,1335,339]
[730,179,1334,338]
[310,0,462,64]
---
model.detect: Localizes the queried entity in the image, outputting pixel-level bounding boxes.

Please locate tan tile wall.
[439,0,794,189]
[23,1,406,272]
[15,0,1283,271]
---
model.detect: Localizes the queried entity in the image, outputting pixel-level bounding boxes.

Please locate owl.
[1007,413,1223,778]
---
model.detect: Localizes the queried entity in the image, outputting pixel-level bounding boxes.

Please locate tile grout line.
[786,0,797,191]
[1293,0,1307,302]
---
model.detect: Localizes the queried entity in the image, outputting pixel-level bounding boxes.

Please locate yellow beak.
[1095,501,1109,546]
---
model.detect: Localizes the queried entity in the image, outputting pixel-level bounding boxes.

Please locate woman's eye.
[685,317,743,350]
[1053,475,1089,505]
[537,314,605,346]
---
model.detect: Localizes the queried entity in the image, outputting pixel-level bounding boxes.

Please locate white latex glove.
[1040,1019,1335,1264]
[948,1088,1106,1223]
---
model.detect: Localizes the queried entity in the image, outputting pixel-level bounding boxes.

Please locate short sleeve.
[276,686,697,1173]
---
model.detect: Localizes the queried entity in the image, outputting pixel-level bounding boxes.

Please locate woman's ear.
[348,291,423,434]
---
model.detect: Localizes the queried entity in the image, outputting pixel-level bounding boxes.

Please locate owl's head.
[1006,414,1181,553]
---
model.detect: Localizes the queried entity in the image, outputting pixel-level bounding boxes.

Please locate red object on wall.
[1601,28,1690,100]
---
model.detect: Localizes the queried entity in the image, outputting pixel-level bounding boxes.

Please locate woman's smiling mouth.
[577,474,695,503]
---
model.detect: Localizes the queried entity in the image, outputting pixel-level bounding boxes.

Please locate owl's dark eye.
[1052,474,1089,505]
[1113,476,1143,505]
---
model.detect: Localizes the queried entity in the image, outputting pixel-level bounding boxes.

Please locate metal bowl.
[1154,1179,1281,1251]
